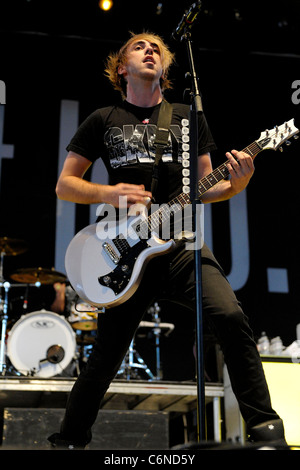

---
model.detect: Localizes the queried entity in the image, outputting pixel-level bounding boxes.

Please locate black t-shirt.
[66,100,217,204]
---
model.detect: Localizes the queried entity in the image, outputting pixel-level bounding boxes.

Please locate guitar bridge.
[103,242,120,265]
[98,239,148,295]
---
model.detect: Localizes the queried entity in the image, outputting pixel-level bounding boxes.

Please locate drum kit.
[0,237,174,380]
[0,237,77,377]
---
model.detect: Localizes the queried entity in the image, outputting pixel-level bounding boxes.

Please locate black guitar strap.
[151,100,173,202]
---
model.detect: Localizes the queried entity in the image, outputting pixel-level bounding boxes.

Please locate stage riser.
[2,408,169,450]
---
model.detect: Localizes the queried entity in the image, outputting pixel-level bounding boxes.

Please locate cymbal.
[10,267,67,285]
[72,320,97,331]
[0,237,28,256]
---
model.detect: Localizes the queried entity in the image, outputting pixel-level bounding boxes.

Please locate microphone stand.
[182,31,205,442]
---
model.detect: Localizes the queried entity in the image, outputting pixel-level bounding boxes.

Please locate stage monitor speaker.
[224,359,300,447]
[262,357,300,447]
[2,408,169,450]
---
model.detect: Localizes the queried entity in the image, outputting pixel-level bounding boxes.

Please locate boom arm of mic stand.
[185,35,203,116]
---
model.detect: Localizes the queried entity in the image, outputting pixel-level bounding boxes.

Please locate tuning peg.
[294,135,299,140]
[286,140,291,146]
[279,147,283,152]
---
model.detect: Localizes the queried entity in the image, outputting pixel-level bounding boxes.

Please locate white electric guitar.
[65,119,299,308]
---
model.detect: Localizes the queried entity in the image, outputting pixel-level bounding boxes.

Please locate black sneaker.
[248,419,289,449]
[47,433,86,450]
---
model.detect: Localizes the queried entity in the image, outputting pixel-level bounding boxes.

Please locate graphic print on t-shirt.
[104,123,183,169]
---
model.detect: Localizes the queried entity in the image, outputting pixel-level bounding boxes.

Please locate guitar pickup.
[103,242,120,265]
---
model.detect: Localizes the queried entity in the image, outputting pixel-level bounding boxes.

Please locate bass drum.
[7,310,77,378]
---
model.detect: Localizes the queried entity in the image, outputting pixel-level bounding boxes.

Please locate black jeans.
[59,243,280,444]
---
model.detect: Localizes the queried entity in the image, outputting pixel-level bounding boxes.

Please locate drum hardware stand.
[0,249,12,374]
[118,339,155,381]
[0,281,10,375]
[0,251,7,374]
[148,303,163,380]
[144,302,175,380]
[118,302,175,381]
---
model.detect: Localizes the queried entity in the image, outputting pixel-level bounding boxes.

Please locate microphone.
[172,1,202,41]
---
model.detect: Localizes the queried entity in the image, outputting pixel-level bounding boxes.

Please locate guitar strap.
[150,100,173,202]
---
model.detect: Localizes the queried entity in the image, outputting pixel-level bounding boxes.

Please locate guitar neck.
[141,139,261,235]
[197,139,261,199]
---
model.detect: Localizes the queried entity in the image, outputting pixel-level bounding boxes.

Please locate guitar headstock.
[256,118,299,152]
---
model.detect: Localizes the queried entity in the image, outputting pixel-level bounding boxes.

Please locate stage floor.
[0,376,224,412]
[0,377,224,448]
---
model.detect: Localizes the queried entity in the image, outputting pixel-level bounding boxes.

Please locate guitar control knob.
[103,276,111,285]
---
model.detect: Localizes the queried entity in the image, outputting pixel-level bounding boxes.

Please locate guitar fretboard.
[137,140,262,237]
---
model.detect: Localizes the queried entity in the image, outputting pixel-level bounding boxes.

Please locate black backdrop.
[1,1,300,378]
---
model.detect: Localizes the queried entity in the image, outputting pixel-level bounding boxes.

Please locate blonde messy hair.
[104,32,175,98]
